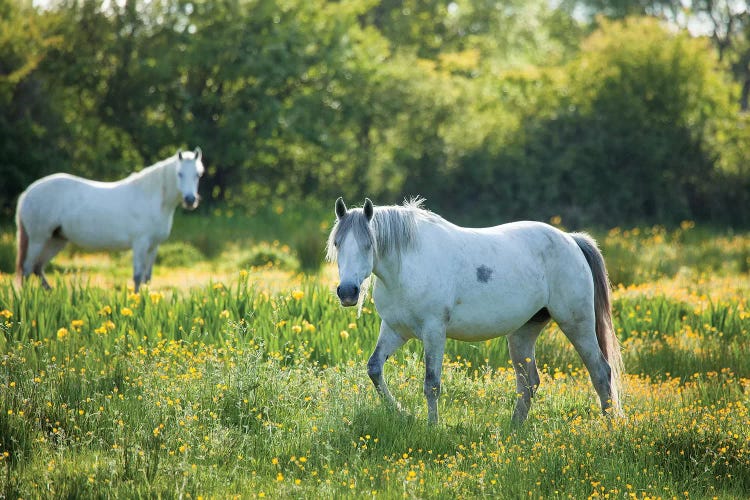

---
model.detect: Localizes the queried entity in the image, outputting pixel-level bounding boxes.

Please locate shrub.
[155,242,206,268]
[292,225,326,273]
[239,242,298,271]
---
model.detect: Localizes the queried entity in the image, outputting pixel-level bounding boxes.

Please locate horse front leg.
[131,240,150,292]
[367,322,407,409]
[143,245,159,284]
[422,329,446,425]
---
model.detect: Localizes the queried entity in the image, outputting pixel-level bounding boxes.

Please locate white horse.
[327,197,623,425]
[16,148,204,291]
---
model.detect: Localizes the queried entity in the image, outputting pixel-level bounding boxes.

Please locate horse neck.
[130,157,180,210]
[371,208,421,286]
[372,250,398,288]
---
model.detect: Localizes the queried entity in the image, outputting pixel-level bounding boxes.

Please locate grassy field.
[1,211,749,498]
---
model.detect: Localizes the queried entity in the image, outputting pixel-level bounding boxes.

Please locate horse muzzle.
[336,283,359,307]
[182,194,199,210]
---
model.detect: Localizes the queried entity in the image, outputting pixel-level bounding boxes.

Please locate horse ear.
[363,198,374,221]
[194,147,202,159]
[178,151,183,161]
[335,197,347,219]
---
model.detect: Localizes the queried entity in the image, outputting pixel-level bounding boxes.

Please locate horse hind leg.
[33,234,68,289]
[508,319,546,424]
[556,314,614,415]
[22,238,48,286]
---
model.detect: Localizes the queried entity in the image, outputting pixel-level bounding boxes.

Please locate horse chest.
[373,286,447,339]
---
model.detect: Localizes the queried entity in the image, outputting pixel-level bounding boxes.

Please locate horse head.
[328,197,375,307]
[176,147,204,210]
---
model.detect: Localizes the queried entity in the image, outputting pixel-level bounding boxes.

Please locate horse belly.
[445,307,531,341]
[444,278,547,341]
[61,224,132,250]
[59,200,137,250]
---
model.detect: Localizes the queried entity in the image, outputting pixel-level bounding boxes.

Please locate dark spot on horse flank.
[52,226,66,240]
[530,307,550,323]
[476,265,493,283]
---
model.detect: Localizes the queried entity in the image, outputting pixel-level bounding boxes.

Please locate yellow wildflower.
[56,327,69,340]
[291,290,304,300]
[121,307,133,317]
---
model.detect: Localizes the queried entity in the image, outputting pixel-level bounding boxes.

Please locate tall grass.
[1,219,749,497]
[1,272,748,498]
[600,223,750,285]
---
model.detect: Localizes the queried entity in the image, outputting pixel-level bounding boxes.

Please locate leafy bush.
[292,225,326,273]
[155,242,205,268]
[240,242,298,271]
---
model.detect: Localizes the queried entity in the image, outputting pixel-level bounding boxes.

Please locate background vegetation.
[2,0,750,227]
[3,1,750,497]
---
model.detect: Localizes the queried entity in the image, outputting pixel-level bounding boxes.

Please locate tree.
[0,0,65,212]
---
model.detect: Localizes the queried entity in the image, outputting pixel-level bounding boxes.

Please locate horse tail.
[571,232,623,413]
[16,197,29,283]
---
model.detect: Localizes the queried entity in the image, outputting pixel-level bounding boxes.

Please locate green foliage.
[240,242,298,271]
[0,231,15,274]
[600,224,750,286]
[292,226,327,273]
[2,2,750,227]
[154,242,205,268]
[417,17,742,226]
[0,1,66,213]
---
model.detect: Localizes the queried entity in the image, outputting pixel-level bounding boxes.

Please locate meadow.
[1,210,749,498]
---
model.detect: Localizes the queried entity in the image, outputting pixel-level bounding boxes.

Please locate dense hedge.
[1,1,748,226]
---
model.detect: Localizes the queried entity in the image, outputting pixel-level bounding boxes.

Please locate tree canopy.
[1,0,748,226]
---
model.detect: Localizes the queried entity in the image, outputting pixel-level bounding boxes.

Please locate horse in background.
[16,147,204,291]
[327,197,623,425]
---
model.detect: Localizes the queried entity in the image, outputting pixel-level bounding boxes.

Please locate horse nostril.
[336,285,341,297]
[353,286,359,296]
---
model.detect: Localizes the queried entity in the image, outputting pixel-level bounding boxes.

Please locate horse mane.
[326,197,442,262]
[125,155,178,192]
